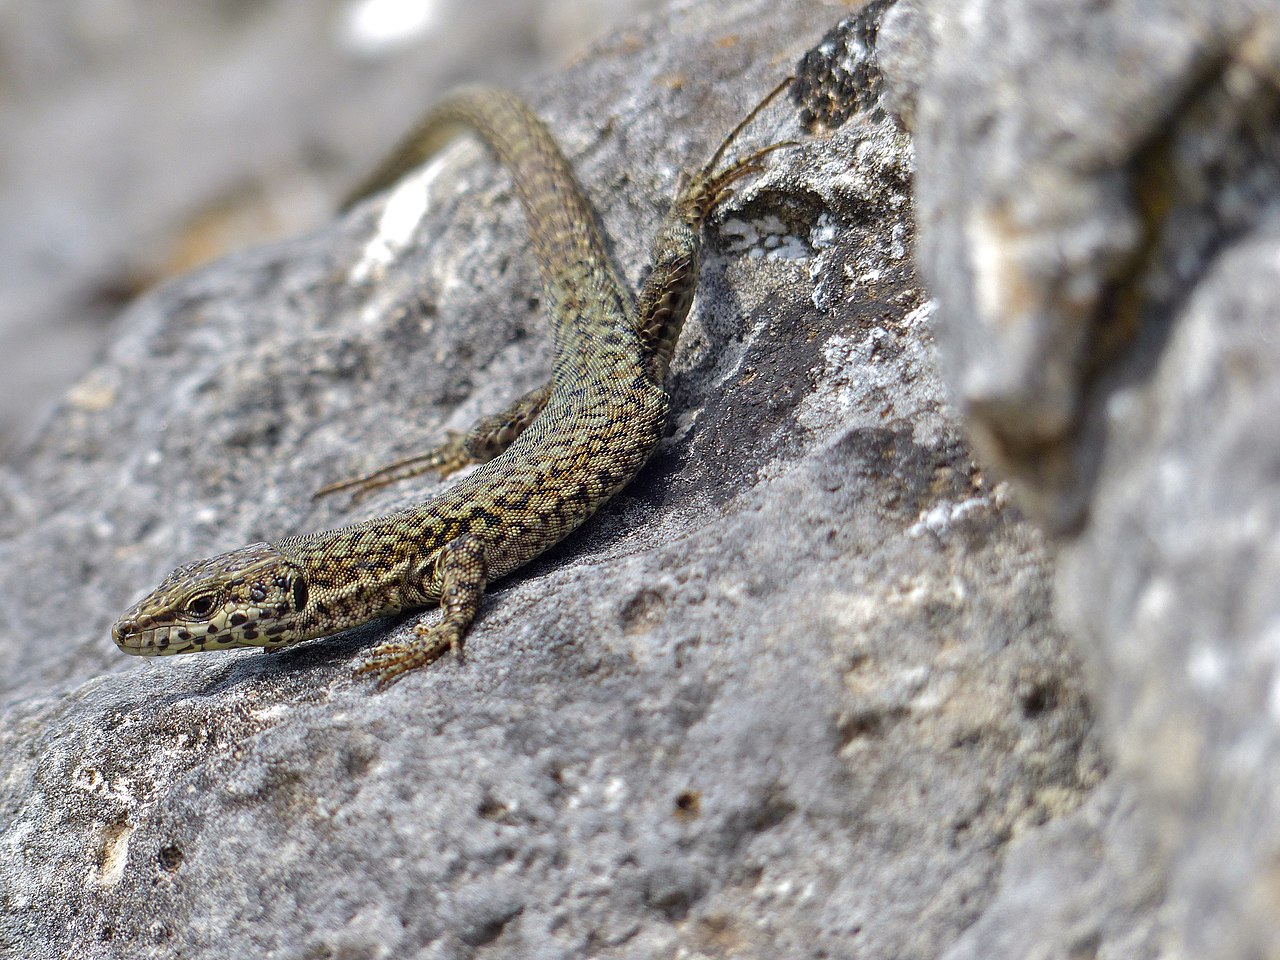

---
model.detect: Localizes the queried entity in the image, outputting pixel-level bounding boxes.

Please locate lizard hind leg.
[679,74,801,226]
[636,77,800,378]
[684,76,797,205]
[314,381,553,502]
[683,139,799,223]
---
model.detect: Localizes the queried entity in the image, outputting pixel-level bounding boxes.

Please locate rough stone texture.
[0,1,1105,958]
[883,0,1280,958]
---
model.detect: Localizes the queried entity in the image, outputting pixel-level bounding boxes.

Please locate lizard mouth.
[112,619,198,656]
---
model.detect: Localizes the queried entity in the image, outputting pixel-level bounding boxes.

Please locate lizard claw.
[354,621,464,687]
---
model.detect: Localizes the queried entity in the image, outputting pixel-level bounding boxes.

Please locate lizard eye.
[186,594,217,618]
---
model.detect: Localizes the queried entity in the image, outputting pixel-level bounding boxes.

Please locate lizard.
[111,78,793,686]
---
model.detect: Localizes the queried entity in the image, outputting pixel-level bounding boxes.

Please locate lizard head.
[112,543,309,656]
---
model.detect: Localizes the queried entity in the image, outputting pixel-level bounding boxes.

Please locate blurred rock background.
[0,0,662,461]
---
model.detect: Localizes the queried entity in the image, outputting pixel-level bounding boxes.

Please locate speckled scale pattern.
[113,84,774,684]
[791,0,894,132]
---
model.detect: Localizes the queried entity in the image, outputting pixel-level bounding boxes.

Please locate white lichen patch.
[795,328,898,432]
[902,299,936,329]
[810,212,839,251]
[347,136,481,285]
[348,170,433,287]
[906,497,989,538]
[720,214,808,261]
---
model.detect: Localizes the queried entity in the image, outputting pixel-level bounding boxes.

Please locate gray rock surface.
[0,1,1104,958]
[885,0,1280,958]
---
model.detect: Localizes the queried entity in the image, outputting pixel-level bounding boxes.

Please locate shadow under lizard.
[112,80,793,685]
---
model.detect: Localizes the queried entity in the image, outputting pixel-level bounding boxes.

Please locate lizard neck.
[276,517,442,641]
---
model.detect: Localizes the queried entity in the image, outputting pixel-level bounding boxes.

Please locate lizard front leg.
[354,532,488,685]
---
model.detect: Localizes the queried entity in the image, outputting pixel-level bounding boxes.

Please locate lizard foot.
[354,619,464,687]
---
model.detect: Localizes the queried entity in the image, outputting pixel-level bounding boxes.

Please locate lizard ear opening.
[292,577,309,612]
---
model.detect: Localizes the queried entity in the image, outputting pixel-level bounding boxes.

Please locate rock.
[887,0,1280,957]
[0,3,1100,959]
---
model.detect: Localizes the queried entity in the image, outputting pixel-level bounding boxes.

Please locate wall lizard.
[111,80,792,685]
